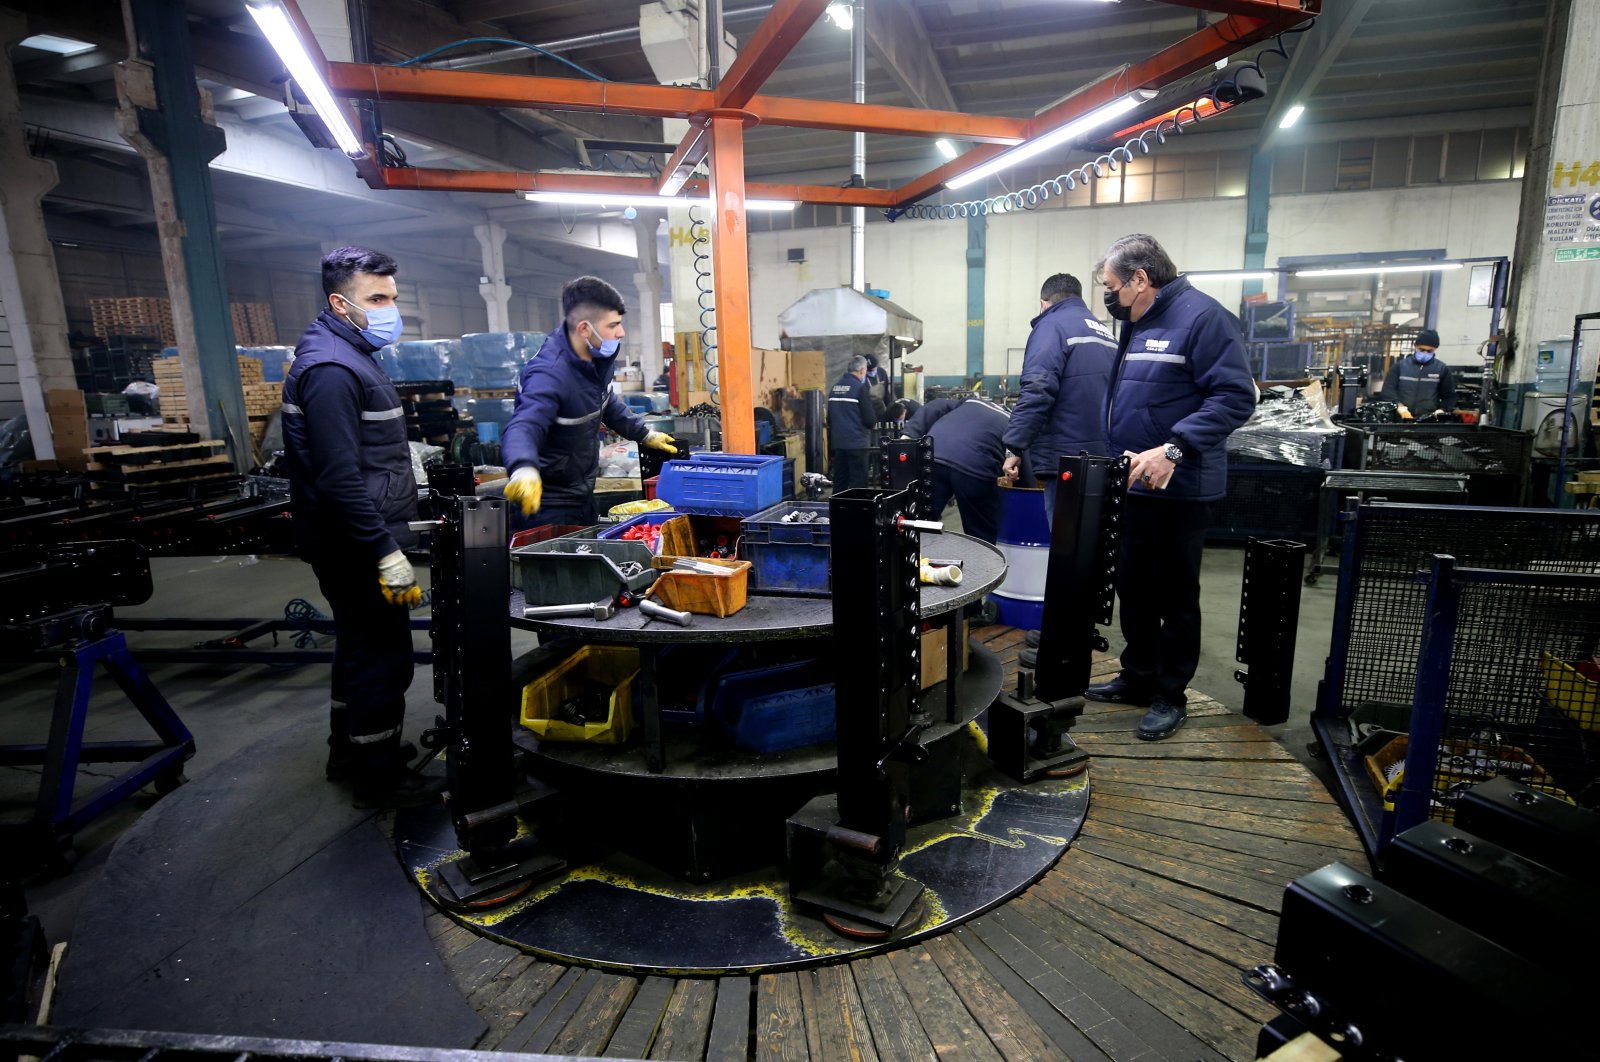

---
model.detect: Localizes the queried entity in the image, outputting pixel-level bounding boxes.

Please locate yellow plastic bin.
[520,645,639,744]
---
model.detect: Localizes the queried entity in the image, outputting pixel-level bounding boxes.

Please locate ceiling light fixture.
[1294,262,1463,278]
[944,88,1156,191]
[1186,271,1277,283]
[19,34,95,56]
[522,190,797,211]
[824,2,853,30]
[245,1,366,158]
[1278,103,1305,129]
[935,138,958,159]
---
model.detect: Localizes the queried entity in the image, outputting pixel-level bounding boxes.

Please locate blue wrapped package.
[238,345,295,382]
[375,339,457,383]
[456,332,538,391]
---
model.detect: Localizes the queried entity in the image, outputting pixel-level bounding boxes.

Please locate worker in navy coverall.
[827,355,878,492]
[1091,234,1256,741]
[902,396,1018,545]
[501,276,679,528]
[282,246,435,808]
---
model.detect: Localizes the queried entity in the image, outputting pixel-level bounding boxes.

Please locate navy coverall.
[827,370,878,492]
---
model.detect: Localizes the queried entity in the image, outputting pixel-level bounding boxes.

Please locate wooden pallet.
[428,629,1360,1062]
[84,440,227,467]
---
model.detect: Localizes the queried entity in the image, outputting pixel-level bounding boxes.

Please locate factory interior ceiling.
[3,0,1552,287]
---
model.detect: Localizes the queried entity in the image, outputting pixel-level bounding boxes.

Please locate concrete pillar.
[474,222,513,333]
[632,214,665,382]
[1506,0,1600,441]
[117,0,247,465]
[0,10,76,459]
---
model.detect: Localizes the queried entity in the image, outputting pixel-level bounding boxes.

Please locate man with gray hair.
[828,354,877,491]
[1089,233,1256,740]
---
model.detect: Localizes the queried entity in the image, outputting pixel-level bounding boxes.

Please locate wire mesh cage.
[1351,424,1533,475]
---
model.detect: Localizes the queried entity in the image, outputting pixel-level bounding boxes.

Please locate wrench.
[638,599,693,627]
[522,597,616,621]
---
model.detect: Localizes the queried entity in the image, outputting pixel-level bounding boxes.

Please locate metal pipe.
[706,0,722,88]
[422,2,771,69]
[849,0,866,292]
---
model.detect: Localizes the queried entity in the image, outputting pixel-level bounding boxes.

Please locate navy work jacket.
[502,326,650,508]
[1003,296,1116,467]
[907,397,1014,481]
[282,309,418,559]
[827,370,877,450]
[1104,276,1256,502]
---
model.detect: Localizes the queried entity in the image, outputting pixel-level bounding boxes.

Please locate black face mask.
[1104,287,1132,322]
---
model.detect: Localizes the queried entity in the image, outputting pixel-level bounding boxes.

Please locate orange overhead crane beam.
[282,0,1316,454]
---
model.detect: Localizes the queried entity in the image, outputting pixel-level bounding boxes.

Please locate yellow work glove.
[504,466,543,516]
[643,431,679,454]
[377,550,422,607]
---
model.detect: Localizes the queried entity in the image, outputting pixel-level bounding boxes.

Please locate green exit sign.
[1554,246,1600,262]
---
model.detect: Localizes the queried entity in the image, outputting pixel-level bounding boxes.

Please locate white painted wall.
[748,181,1521,379]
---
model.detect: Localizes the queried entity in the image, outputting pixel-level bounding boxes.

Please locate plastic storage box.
[520,645,638,744]
[597,511,683,552]
[709,660,835,753]
[739,501,831,594]
[512,537,658,605]
[656,453,785,516]
[649,558,750,616]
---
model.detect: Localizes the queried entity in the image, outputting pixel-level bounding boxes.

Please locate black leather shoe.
[327,740,418,782]
[1136,701,1187,741]
[1019,647,1037,670]
[1083,676,1153,707]
[1024,629,1041,649]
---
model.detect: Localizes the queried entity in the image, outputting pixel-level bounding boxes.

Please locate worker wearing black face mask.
[1380,329,1456,418]
[1092,233,1256,742]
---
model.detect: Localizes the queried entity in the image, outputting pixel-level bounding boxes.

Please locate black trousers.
[1114,496,1211,706]
[308,546,415,769]
[829,448,871,492]
[929,464,1000,545]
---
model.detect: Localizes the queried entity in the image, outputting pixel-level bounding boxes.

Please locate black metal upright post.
[1031,454,1126,701]
[428,494,563,908]
[1234,537,1308,726]
[878,434,933,520]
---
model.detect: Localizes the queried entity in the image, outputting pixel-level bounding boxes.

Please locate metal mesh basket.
[1351,424,1533,475]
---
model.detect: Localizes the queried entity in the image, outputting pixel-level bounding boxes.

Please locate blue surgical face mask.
[593,337,621,359]
[359,304,402,346]
[1414,349,1435,363]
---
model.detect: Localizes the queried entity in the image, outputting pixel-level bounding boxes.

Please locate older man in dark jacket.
[1001,273,1116,526]
[1091,234,1256,740]
[283,246,434,808]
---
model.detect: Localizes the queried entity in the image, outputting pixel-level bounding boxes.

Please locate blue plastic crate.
[709,660,835,753]
[740,501,830,595]
[596,510,682,550]
[657,453,785,516]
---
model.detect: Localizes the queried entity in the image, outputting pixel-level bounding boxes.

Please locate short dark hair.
[322,246,397,297]
[562,276,626,326]
[1098,234,1179,288]
[1040,273,1081,304]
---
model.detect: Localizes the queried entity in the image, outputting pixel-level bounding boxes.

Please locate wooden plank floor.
[427,626,1362,1061]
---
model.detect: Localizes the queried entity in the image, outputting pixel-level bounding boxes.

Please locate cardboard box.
[920,618,969,690]
[46,390,90,471]
[752,347,789,405]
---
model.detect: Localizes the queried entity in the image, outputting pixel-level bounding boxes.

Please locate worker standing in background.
[902,395,1017,545]
[1381,328,1456,418]
[827,355,877,491]
[502,276,678,528]
[1092,233,1256,741]
[282,246,436,808]
[1001,273,1116,526]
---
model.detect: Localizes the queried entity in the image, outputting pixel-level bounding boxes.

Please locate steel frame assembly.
[272,0,1319,453]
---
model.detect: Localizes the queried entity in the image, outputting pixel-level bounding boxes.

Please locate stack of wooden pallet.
[242,380,282,448]
[90,296,176,346]
[83,435,236,495]
[231,302,278,345]
[153,355,270,427]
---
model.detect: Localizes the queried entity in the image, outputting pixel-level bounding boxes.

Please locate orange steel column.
[707,113,756,455]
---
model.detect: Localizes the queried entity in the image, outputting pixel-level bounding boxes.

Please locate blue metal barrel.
[991,484,1049,630]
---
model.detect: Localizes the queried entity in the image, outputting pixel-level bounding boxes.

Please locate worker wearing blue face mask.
[1380,328,1456,418]
[282,246,437,809]
[502,275,678,527]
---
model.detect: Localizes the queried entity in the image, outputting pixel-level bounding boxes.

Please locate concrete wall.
[749,180,1521,381]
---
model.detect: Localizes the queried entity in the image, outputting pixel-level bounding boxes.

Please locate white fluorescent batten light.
[1293,263,1463,278]
[1187,271,1276,283]
[20,34,96,56]
[246,2,366,158]
[825,2,852,29]
[1279,103,1305,129]
[935,138,958,159]
[1214,57,1229,70]
[522,191,796,211]
[944,89,1156,191]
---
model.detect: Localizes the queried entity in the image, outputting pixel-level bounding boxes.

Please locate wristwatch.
[1163,441,1185,465]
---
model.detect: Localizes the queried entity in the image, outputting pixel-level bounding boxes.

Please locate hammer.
[522,597,616,621]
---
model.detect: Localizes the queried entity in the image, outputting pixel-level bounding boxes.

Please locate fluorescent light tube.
[523,191,797,211]
[945,89,1156,191]
[1187,271,1277,283]
[1279,104,1305,129]
[1293,263,1463,278]
[246,2,366,158]
[935,138,958,159]
[825,2,852,29]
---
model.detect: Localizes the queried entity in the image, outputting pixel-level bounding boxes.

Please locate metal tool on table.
[522,597,616,621]
[638,599,692,627]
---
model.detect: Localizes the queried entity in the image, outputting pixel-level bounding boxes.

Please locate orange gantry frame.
[281,0,1318,453]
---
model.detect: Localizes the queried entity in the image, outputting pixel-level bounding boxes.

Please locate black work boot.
[326,738,418,781]
[1083,674,1154,707]
[351,766,445,810]
[1136,700,1188,741]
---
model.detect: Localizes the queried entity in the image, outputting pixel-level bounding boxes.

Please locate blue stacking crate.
[596,511,681,545]
[709,660,835,753]
[739,501,830,595]
[657,453,785,516]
